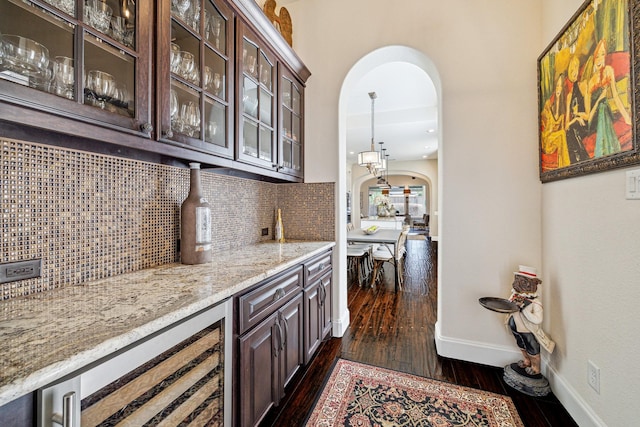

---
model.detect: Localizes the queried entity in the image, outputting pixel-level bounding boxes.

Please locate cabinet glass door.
[237,25,276,170]
[279,69,303,177]
[0,0,150,133]
[164,0,233,158]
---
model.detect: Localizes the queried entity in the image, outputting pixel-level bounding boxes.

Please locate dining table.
[347,227,403,290]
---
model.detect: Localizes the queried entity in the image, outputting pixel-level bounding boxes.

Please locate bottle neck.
[189,168,202,197]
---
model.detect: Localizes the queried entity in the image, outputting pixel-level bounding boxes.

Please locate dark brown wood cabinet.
[236,250,332,427]
[158,0,235,160]
[303,251,333,363]
[0,0,310,182]
[238,281,304,427]
[278,65,304,179]
[0,0,153,138]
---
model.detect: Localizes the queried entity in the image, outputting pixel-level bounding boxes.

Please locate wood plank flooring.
[260,236,578,427]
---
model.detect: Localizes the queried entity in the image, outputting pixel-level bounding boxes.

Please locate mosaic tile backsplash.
[1,138,335,300]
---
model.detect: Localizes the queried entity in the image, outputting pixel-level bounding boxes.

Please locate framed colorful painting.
[538,0,640,182]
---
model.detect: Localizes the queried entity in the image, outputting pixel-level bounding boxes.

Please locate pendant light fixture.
[357,92,382,173]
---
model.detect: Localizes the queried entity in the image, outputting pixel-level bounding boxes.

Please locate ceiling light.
[357,92,382,173]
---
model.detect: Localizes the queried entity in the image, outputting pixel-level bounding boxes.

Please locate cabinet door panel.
[0,0,151,135]
[303,283,322,364]
[320,272,333,339]
[239,312,277,427]
[236,23,276,170]
[160,0,234,158]
[279,293,303,389]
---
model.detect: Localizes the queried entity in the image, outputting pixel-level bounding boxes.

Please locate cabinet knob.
[162,129,174,138]
[140,122,153,135]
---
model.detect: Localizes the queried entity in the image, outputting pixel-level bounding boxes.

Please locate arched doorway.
[334,45,442,336]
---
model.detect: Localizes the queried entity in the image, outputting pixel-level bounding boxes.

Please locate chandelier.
[357,92,382,173]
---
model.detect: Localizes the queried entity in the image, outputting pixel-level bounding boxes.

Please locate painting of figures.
[538,0,640,182]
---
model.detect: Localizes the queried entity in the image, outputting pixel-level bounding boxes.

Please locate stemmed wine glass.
[169,88,183,134]
[211,16,223,49]
[180,101,200,137]
[86,70,115,109]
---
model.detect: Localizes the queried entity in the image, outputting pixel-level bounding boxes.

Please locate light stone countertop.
[0,240,335,406]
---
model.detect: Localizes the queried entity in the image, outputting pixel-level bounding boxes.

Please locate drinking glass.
[180,101,200,136]
[86,70,115,109]
[179,51,194,79]
[170,89,182,133]
[206,121,217,140]
[111,16,126,44]
[87,0,113,33]
[53,56,74,99]
[170,43,181,74]
[187,0,200,31]
[172,0,190,20]
[211,16,223,49]
[212,72,221,96]
[203,66,213,91]
[188,66,200,85]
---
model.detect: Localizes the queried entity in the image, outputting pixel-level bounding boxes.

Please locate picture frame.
[538,0,640,182]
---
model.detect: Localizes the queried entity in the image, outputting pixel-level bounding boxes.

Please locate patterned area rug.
[306,359,524,426]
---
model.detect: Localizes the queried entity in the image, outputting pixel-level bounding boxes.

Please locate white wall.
[290,0,541,360]
[287,0,639,424]
[539,1,640,426]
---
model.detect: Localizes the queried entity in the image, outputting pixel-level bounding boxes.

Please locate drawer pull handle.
[274,288,286,301]
[52,391,76,427]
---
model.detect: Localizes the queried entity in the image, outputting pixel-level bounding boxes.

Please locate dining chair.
[347,244,373,286]
[369,229,408,289]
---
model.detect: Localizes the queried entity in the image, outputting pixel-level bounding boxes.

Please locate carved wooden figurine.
[263,0,293,46]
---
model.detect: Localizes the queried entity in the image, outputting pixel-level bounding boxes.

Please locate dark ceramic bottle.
[181,163,212,264]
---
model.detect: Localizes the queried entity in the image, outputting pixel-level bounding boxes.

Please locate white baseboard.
[434,321,520,367]
[545,364,607,427]
[332,308,350,337]
[435,321,605,427]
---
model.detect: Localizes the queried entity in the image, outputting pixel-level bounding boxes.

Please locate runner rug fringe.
[306,359,524,427]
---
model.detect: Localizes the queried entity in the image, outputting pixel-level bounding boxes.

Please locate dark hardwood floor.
[260,234,578,426]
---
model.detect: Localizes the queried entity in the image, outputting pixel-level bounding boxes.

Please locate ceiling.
[346,62,438,166]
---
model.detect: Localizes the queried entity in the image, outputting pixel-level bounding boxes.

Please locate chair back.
[395,230,408,260]
[347,222,355,232]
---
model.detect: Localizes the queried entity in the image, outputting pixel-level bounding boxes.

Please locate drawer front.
[238,266,303,334]
[304,251,332,284]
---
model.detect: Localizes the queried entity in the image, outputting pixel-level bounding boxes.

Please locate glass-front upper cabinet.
[236,23,277,170]
[0,0,151,135]
[160,0,233,158]
[279,66,303,178]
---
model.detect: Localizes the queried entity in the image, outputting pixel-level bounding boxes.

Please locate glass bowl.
[1,35,50,77]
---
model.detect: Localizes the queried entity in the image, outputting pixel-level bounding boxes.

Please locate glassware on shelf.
[172,0,191,21]
[1,35,50,77]
[110,16,127,45]
[86,0,113,34]
[170,43,181,74]
[43,0,75,16]
[205,121,217,140]
[186,0,200,31]
[170,88,181,131]
[206,14,223,49]
[180,101,200,137]
[86,69,115,109]
[179,51,195,80]
[53,56,74,99]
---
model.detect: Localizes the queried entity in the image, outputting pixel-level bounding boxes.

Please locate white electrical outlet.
[588,360,600,394]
